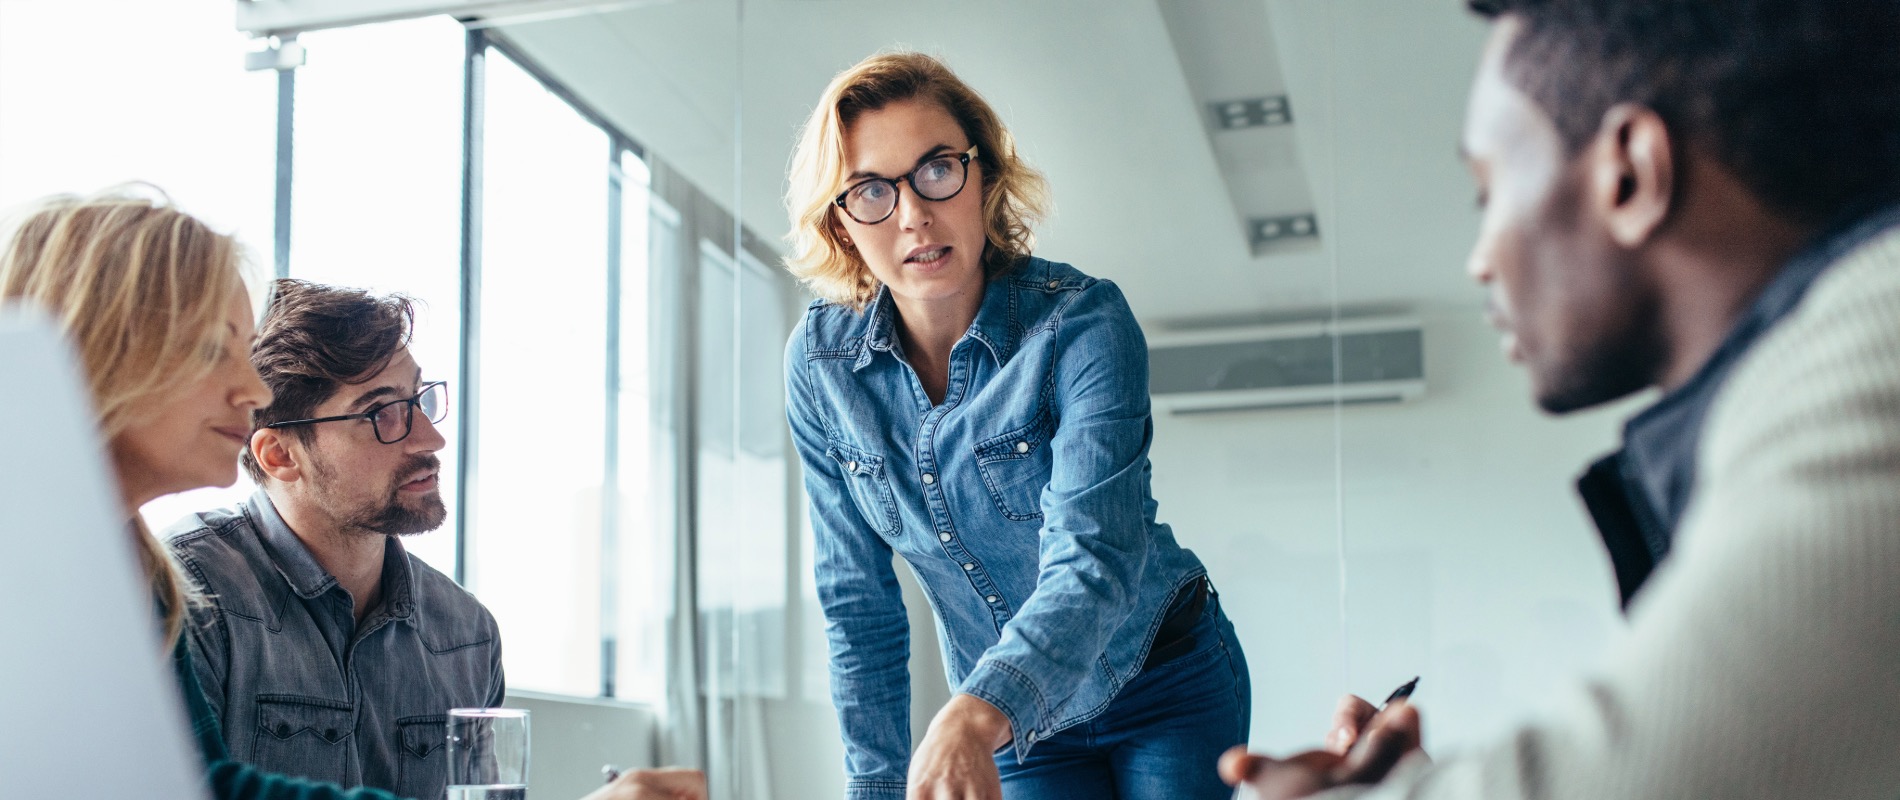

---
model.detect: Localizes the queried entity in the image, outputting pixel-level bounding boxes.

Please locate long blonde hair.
[784,51,1051,310]
[0,186,248,648]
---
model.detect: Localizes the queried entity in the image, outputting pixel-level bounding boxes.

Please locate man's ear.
[1589,103,1675,248]
[250,428,304,484]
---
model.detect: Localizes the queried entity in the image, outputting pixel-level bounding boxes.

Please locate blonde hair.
[784,51,1052,310]
[0,186,247,648]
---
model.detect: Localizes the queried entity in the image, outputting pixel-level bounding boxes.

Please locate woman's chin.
[890,262,984,302]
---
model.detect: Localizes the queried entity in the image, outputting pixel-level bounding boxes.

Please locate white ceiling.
[497,0,1492,325]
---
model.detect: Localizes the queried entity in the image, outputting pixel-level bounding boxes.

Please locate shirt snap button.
[324,729,338,740]
[1046,280,1059,289]
[963,563,974,570]
[1015,441,1030,453]
[846,461,858,472]
[276,724,291,737]
[922,473,936,485]
[986,595,999,603]
[939,532,952,542]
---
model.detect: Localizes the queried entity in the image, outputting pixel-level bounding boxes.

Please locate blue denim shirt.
[785,257,1208,799]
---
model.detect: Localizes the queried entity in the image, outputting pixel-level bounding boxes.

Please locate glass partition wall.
[52,1,1650,796]
[730,2,1633,795]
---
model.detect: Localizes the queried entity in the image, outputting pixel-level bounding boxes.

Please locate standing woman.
[783,53,1250,800]
[0,188,701,800]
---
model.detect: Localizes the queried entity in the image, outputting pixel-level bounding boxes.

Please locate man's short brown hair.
[242,278,416,483]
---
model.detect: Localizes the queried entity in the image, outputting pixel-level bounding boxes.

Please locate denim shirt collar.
[852,272,1019,372]
[241,488,417,621]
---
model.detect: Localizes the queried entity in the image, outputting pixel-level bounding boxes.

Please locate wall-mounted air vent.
[1149,316,1426,415]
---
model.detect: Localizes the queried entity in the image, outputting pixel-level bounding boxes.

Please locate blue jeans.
[995,595,1251,800]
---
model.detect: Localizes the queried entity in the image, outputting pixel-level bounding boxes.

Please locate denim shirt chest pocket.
[972,411,1055,522]
[253,695,355,780]
[395,713,449,798]
[827,441,901,537]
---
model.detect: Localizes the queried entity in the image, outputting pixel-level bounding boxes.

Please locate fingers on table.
[621,768,708,800]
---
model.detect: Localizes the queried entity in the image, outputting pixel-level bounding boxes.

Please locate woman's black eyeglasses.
[833,145,979,225]
[264,381,449,445]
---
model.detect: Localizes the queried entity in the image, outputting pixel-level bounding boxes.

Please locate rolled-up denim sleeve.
[957,279,1155,761]
[785,323,912,800]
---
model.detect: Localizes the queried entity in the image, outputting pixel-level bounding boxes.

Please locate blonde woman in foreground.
[0,187,704,800]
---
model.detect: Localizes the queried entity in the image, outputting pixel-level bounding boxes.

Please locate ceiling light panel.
[1157,0,1320,258]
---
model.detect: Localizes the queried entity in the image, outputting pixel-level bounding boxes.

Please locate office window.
[286,16,467,574]
[696,244,791,697]
[611,152,670,703]
[466,46,613,697]
[0,0,276,530]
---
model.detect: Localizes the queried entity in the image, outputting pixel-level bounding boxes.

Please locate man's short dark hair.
[242,278,416,483]
[1469,0,1900,224]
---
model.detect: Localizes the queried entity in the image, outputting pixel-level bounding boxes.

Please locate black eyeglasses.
[264,381,449,445]
[833,145,979,225]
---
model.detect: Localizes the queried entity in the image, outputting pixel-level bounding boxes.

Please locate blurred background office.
[0,1,1641,797]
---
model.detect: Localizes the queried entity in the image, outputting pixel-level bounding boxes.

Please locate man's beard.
[313,453,447,536]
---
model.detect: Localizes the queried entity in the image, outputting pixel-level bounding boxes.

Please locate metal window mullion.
[601,137,626,698]
[273,68,296,280]
[454,29,487,588]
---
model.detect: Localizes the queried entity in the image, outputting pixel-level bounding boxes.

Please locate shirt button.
[939,532,952,542]
[922,473,936,485]
[1015,441,1030,454]
[846,461,858,471]
[963,563,975,571]
[987,595,999,603]
[1046,280,1059,289]
[276,724,291,737]
[1026,730,1038,742]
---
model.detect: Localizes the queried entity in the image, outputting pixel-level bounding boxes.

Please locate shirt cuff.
[845,779,907,800]
[959,658,1052,763]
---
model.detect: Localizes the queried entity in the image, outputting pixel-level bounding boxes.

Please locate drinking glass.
[447,708,530,800]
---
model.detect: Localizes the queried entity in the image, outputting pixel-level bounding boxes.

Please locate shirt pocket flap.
[824,440,900,537]
[825,441,885,477]
[397,714,449,758]
[256,696,354,744]
[972,413,1056,522]
[973,413,1054,464]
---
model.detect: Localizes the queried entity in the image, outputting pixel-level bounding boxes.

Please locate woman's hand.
[907,693,1014,800]
[580,767,708,800]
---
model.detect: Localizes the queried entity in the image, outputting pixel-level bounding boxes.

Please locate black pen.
[1379,676,1420,712]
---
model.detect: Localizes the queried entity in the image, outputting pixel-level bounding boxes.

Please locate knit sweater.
[1321,224,1900,799]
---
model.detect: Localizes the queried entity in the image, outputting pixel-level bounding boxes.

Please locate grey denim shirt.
[165,491,504,800]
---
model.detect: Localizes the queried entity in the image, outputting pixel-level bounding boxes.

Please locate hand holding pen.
[1328,676,1419,754]
[1222,677,1425,800]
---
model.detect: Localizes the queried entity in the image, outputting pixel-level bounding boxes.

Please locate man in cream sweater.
[1223,0,1900,797]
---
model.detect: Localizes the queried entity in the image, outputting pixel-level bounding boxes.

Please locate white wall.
[505,691,660,800]
[1153,309,1642,755]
